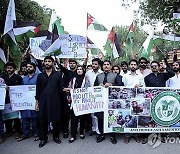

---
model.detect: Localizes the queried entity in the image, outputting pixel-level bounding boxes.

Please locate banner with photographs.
[71,86,106,116]
[0,84,6,110]
[9,85,36,111]
[104,86,180,133]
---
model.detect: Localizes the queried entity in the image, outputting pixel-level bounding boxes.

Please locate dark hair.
[5,62,16,69]
[69,59,77,65]
[173,61,180,66]
[87,65,92,68]
[139,57,148,64]
[76,65,85,74]
[27,62,36,70]
[112,65,120,71]
[92,58,101,65]
[44,56,54,62]
[103,60,111,65]
[20,62,27,68]
[121,61,128,67]
[129,59,138,65]
[151,61,160,66]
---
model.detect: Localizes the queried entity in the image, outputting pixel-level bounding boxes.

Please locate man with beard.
[144,60,175,143]
[122,59,145,144]
[120,61,130,76]
[17,62,39,142]
[137,57,151,77]
[85,58,102,136]
[94,60,117,144]
[166,61,180,88]
[1,62,22,139]
[35,56,63,148]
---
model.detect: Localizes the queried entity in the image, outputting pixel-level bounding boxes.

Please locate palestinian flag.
[48,11,64,35]
[173,13,180,22]
[87,37,101,55]
[43,38,62,56]
[87,13,108,31]
[3,0,20,57]
[121,23,134,59]
[0,37,7,71]
[104,27,121,58]
[13,21,41,42]
[141,30,154,58]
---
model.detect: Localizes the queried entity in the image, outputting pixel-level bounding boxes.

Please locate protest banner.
[29,36,47,60]
[104,86,180,133]
[71,86,106,116]
[0,84,6,110]
[58,34,87,58]
[9,85,36,111]
[2,104,20,121]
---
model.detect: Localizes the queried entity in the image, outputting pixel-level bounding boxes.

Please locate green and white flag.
[48,11,64,35]
[3,0,19,55]
[141,30,154,58]
[173,13,180,22]
[87,13,108,31]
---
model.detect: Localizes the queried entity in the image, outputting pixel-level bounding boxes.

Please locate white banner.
[9,85,36,111]
[0,84,6,110]
[29,36,47,60]
[71,86,106,116]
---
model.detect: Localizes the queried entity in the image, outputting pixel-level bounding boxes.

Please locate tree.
[121,0,180,34]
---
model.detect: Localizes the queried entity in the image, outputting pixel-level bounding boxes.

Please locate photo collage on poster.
[107,86,180,132]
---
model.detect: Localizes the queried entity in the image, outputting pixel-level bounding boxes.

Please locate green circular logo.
[151,91,180,126]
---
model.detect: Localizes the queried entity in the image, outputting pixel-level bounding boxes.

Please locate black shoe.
[89,131,96,136]
[39,140,47,148]
[53,138,61,144]
[80,134,85,139]
[63,132,69,139]
[142,138,148,144]
[6,132,14,137]
[69,137,76,143]
[96,135,105,143]
[110,137,117,144]
[17,135,29,142]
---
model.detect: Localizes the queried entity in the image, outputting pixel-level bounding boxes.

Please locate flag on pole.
[87,13,108,31]
[104,27,121,58]
[87,37,101,55]
[0,37,7,71]
[121,23,134,60]
[48,11,64,35]
[3,0,19,56]
[13,21,41,42]
[141,30,154,58]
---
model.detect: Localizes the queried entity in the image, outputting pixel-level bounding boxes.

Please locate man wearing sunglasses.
[137,57,151,77]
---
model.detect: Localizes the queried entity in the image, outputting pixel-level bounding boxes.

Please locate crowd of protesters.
[0,48,179,148]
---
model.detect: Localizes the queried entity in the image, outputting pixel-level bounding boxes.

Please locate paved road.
[0,133,180,154]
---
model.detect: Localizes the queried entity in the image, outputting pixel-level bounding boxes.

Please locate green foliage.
[113,23,147,62]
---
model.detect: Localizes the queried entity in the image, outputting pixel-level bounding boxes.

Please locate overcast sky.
[34,0,147,36]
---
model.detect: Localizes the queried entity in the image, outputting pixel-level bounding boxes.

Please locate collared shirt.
[166,73,180,88]
[144,68,175,87]
[136,69,152,77]
[85,69,103,87]
[122,71,145,87]
[23,73,38,85]
[120,70,130,76]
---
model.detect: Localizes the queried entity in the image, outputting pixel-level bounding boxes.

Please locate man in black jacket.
[35,56,63,148]
[1,62,22,139]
